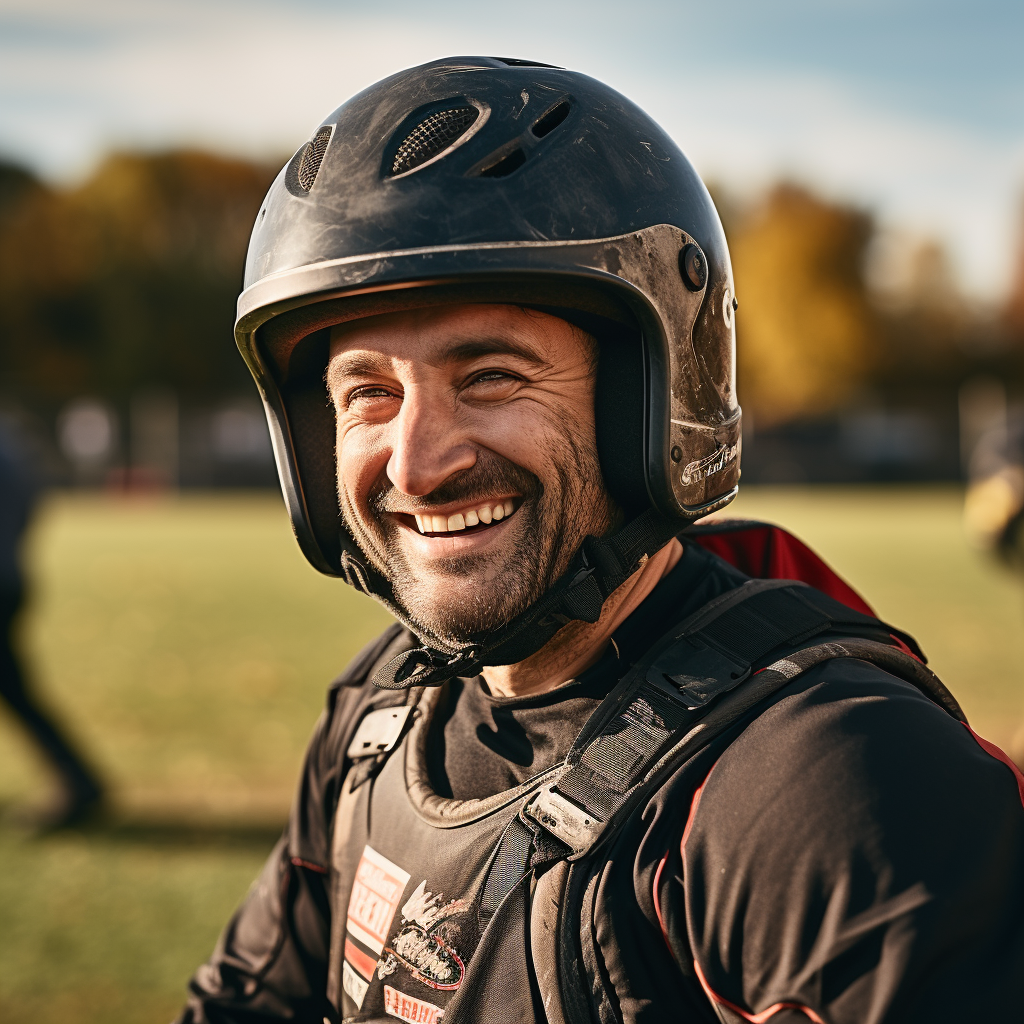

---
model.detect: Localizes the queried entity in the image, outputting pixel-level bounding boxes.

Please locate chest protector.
[324,526,963,1024]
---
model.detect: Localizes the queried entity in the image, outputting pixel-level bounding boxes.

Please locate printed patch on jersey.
[378,879,469,991]
[342,960,369,1010]
[344,845,410,1009]
[345,937,378,982]
[384,984,443,1024]
[347,845,411,955]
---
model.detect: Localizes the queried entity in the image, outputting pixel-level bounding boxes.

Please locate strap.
[332,628,421,793]
[539,636,964,1024]
[524,589,962,1024]
[478,818,536,930]
[523,580,939,859]
[371,509,681,689]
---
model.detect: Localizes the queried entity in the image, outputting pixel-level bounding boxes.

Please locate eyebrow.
[327,353,388,384]
[327,336,550,383]
[440,337,549,366]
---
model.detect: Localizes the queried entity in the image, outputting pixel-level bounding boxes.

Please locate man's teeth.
[413,500,515,535]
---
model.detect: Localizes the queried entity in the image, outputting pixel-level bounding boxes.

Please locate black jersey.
[178,537,1024,1023]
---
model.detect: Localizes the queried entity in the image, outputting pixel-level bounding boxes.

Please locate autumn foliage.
[0,154,1018,431]
[0,152,277,412]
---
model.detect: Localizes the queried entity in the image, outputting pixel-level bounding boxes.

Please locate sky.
[1,0,1022,300]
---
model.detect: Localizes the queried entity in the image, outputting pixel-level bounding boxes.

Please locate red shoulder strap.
[687,519,875,617]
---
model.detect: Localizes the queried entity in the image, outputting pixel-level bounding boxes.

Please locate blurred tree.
[0,161,38,212]
[0,157,1012,449]
[1005,206,1024,343]
[730,184,879,427]
[872,239,987,399]
[0,151,278,412]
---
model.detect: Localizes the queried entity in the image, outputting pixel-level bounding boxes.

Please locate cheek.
[470,389,596,476]
[506,383,597,445]
[335,421,390,508]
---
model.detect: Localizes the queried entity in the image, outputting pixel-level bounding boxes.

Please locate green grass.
[0,493,393,1024]
[1,487,1022,1023]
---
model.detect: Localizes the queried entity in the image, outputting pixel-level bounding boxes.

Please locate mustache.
[370,455,541,516]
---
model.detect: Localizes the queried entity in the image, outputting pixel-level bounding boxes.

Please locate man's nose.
[385,390,476,497]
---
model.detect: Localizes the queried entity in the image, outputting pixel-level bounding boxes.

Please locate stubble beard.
[340,439,618,648]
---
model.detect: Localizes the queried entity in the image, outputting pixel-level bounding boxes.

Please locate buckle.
[346,706,414,760]
[522,783,605,858]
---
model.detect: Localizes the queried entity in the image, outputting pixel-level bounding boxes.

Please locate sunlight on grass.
[2,492,394,816]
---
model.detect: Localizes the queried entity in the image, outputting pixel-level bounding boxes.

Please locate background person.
[0,421,103,828]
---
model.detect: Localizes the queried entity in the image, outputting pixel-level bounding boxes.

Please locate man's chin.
[393,570,536,644]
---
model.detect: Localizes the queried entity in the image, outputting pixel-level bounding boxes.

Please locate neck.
[481,537,684,699]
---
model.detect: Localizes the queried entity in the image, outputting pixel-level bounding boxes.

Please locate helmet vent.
[297,126,332,192]
[478,147,527,178]
[530,100,571,139]
[491,57,563,69]
[390,107,479,176]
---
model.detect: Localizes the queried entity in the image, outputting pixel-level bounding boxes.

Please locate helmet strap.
[369,507,681,689]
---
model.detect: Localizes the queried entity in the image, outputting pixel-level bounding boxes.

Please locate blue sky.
[1,0,1021,298]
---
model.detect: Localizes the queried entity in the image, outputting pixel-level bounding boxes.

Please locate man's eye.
[469,370,518,385]
[349,386,395,402]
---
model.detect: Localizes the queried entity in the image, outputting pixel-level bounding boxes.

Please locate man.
[180,58,1024,1023]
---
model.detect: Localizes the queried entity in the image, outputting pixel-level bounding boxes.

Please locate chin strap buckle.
[371,645,484,690]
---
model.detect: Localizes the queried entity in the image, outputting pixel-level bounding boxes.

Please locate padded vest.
[323,527,963,1024]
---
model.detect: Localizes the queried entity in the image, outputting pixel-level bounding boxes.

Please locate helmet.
[236,56,740,685]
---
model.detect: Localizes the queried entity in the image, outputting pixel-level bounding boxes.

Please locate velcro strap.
[651,585,839,706]
[523,581,897,857]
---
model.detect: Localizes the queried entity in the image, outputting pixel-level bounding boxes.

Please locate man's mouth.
[401,498,518,537]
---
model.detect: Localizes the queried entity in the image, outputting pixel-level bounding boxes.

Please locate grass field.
[1,487,1022,1023]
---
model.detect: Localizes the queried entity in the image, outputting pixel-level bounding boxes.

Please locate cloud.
[638,69,1024,298]
[0,0,1021,299]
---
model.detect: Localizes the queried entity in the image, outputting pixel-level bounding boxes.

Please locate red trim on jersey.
[652,851,674,957]
[964,724,1024,808]
[678,763,824,1024]
[680,772,710,851]
[290,856,329,874]
[654,764,718,965]
[693,958,825,1023]
[887,633,923,663]
[690,522,875,616]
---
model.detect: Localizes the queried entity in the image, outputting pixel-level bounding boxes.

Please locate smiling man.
[180,58,1024,1024]
[330,305,619,660]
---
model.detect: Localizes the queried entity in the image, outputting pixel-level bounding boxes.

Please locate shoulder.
[694,657,1022,852]
[675,658,1024,1020]
[325,622,415,705]
[315,619,418,768]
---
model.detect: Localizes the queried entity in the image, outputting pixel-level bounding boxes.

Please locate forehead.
[327,302,585,370]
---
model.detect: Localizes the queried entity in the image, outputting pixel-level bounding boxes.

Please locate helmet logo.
[681,443,738,486]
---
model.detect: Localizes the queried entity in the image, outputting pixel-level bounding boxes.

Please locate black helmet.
[236,56,740,685]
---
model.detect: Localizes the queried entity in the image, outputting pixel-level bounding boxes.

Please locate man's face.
[327,303,620,644]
